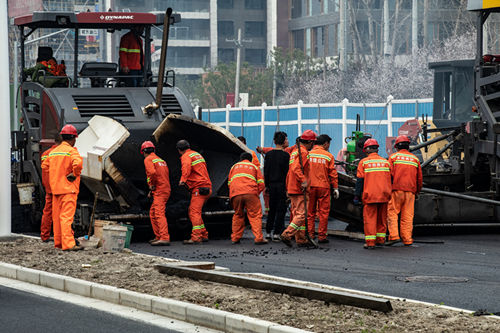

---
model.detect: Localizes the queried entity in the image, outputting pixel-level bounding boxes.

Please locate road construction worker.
[307,134,339,243]
[237,136,261,168]
[280,130,317,247]
[228,152,267,245]
[119,25,144,87]
[263,131,290,241]
[355,139,392,249]
[40,134,62,242]
[41,125,83,251]
[177,140,212,244]
[386,135,423,246]
[141,141,171,246]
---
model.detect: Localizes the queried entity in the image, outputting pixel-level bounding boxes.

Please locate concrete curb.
[0,262,310,333]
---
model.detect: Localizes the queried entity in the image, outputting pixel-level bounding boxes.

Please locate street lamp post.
[227,28,251,108]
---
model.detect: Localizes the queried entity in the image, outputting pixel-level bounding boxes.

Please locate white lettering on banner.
[99,15,134,21]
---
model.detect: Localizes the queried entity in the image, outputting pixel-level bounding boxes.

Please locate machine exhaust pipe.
[142,7,173,116]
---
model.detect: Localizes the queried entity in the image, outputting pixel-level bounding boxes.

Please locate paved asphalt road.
[0,285,181,333]
[132,230,500,313]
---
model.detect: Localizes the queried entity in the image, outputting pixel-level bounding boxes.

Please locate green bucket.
[120,224,134,248]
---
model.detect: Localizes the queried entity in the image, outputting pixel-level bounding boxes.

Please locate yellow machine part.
[467,0,500,11]
[417,120,451,161]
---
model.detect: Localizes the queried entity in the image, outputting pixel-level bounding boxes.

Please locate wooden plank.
[155,264,393,313]
[327,229,365,240]
[165,261,215,270]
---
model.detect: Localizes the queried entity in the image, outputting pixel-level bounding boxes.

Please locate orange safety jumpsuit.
[180,149,212,242]
[119,31,143,70]
[41,141,83,250]
[387,149,423,245]
[281,145,310,244]
[356,153,392,247]
[40,144,58,241]
[144,153,171,242]
[228,159,265,242]
[307,145,338,240]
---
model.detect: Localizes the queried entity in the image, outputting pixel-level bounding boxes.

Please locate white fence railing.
[200,96,433,159]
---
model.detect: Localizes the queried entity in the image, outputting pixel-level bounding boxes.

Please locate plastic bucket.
[121,224,134,249]
[17,183,35,205]
[93,220,116,239]
[101,225,128,252]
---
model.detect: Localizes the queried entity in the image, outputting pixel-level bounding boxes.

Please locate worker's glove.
[147,191,152,198]
[333,188,340,199]
[149,185,156,191]
[415,193,420,200]
[66,173,76,182]
[256,146,263,154]
[301,181,308,191]
[353,196,361,206]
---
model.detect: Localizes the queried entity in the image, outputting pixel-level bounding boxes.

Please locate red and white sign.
[8,0,43,18]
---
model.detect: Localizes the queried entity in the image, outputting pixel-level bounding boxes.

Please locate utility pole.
[383,0,390,58]
[412,0,418,57]
[227,28,251,107]
[339,0,347,71]
[1,0,12,237]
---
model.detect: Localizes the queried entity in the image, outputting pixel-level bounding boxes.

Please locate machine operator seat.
[80,62,118,87]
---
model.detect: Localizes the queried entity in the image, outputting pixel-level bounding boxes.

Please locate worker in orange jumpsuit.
[228,152,267,245]
[387,135,423,246]
[141,141,171,246]
[355,139,392,249]
[119,25,144,87]
[177,140,212,244]
[307,134,339,243]
[280,130,317,247]
[40,134,62,242]
[41,125,83,251]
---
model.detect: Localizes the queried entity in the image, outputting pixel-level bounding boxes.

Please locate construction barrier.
[200,97,433,160]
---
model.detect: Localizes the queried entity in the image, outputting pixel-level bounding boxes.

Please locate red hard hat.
[363,138,379,151]
[140,141,155,154]
[300,129,317,141]
[394,135,410,147]
[60,124,78,137]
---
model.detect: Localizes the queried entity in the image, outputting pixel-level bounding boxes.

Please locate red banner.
[8,0,43,18]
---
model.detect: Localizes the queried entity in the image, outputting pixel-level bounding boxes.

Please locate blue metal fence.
[200,97,433,161]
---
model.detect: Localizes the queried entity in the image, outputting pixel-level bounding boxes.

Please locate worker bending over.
[228,152,267,245]
[387,135,423,246]
[41,125,83,251]
[355,139,392,249]
[141,141,171,246]
[307,134,339,243]
[280,130,317,247]
[177,140,212,244]
[40,134,62,242]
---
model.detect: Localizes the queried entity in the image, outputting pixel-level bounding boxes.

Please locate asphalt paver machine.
[11,9,247,237]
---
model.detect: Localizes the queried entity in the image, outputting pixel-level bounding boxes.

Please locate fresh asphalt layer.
[132,230,500,314]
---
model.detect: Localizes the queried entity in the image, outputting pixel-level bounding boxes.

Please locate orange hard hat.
[394,135,410,147]
[60,124,78,137]
[300,129,317,141]
[363,138,379,152]
[140,141,155,154]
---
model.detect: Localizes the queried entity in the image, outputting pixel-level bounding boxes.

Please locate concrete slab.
[151,297,188,321]
[185,303,227,331]
[40,271,65,291]
[91,283,120,304]
[0,262,18,279]
[16,267,40,285]
[225,313,273,333]
[119,289,152,312]
[65,276,93,297]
